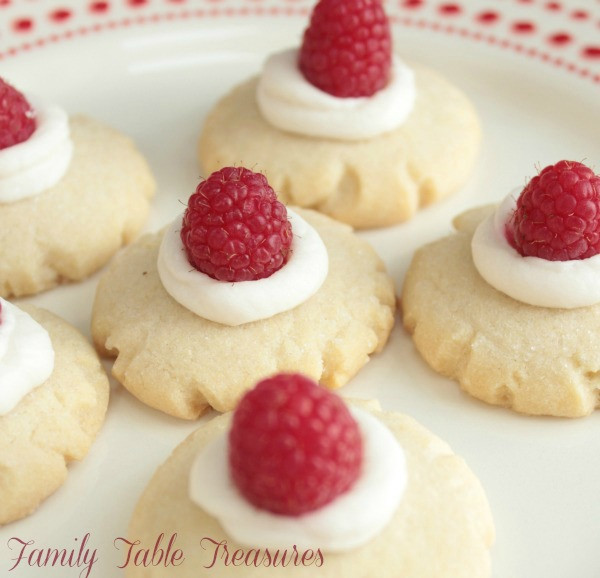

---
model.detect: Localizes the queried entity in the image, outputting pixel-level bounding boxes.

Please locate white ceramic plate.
[1,1,600,577]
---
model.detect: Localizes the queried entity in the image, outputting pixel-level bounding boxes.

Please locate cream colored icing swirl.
[0,99,73,204]
[189,407,407,551]
[0,298,55,415]
[472,192,600,308]
[256,48,416,140]
[157,209,329,326]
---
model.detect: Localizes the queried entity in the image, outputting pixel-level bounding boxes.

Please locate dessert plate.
[1,1,599,577]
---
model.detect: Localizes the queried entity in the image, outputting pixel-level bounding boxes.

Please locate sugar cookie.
[198,0,479,229]
[0,114,155,297]
[403,201,600,417]
[92,208,395,419]
[0,303,109,524]
[126,393,494,577]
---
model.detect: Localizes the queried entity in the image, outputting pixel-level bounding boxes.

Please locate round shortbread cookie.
[0,115,156,298]
[0,305,110,525]
[198,65,480,229]
[91,209,396,419]
[402,205,600,417]
[126,404,494,578]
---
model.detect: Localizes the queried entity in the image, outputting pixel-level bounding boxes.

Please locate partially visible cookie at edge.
[0,115,156,298]
[402,204,600,417]
[0,304,110,525]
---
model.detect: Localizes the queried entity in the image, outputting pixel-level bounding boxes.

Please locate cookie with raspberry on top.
[199,0,480,229]
[402,160,600,417]
[127,373,494,578]
[0,77,155,298]
[91,166,395,419]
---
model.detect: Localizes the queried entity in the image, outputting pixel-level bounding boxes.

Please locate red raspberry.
[298,0,392,98]
[180,167,293,282]
[506,160,600,261]
[229,373,363,516]
[0,78,36,150]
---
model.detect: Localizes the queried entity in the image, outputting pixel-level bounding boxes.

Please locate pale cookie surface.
[402,205,600,417]
[92,209,395,419]
[126,405,494,578]
[198,65,480,229]
[0,305,110,525]
[0,115,156,298]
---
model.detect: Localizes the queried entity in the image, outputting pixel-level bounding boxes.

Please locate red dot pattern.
[90,1,109,13]
[12,18,33,32]
[0,0,599,87]
[402,0,424,9]
[50,8,72,22]
[512,21,536,33]
[583,46,600,58]
[549,32,572,45]
[571,9,588,19]
[439,3,462,15]
[477,10,500,24]
[395,4,600,84]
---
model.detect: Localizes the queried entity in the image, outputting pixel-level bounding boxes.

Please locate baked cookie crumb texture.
[0,306,109,525]
[402,205,600,417]
[0,115,156,298]
[198,67,480,229]
[92,209,396,419]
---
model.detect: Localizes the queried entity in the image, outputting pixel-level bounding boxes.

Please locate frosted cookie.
[0,77,156,298]
[126,374,494,577]
[198,0,480,229]
[92,167,395,419]
[0,299,109,525]
[402,160,600,417]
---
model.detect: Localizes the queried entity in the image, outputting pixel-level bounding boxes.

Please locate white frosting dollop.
[256,48,416,140]
[157,209,329,326]
[0,100,73,204]
[0,298,55,415]
[189,407,407,551]
[472,192,600,308]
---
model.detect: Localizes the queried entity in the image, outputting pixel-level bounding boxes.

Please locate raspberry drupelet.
[507,160,600,261]
[180,167,293,282]
[298,0,392,98]
[0,78,36,150]
[229,373,363,516]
